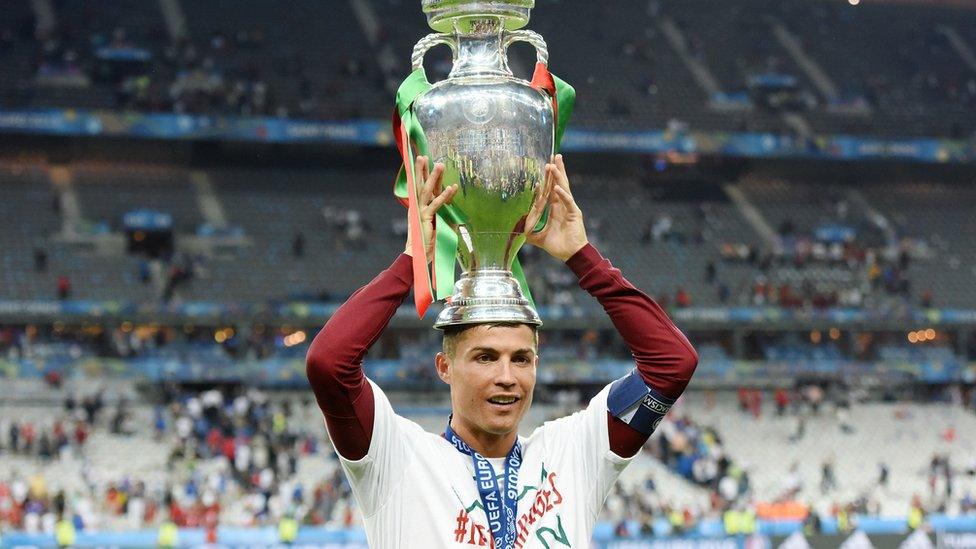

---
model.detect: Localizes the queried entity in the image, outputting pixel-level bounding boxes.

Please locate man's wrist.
[557,241,589,262]
[565,242,603,278]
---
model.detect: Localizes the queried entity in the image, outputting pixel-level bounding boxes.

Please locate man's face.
[436,324,538,439]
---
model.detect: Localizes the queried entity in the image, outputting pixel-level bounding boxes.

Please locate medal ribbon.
[445,421,522,549]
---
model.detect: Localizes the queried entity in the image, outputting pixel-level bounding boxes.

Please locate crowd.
[2,380,976,538]
[1,418,90,463]
[1,0,381,122]
[0,386,357,534]
[0,322,299,368]
[601,387,976,539]
[785,0,976,117]
[322,207,371,251]
[650,413,750,511]
[4,0,976,144]
[714,193,934,311]
[153,386,353,529]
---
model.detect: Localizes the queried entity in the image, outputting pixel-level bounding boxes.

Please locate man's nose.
[495,360,517,386]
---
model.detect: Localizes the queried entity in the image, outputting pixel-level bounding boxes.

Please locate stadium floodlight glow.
[848,0,860,5]
[283,330,307,347]
[907,332,918,343]
[925,328,936,340]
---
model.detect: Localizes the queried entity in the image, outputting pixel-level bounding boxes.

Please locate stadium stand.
[2,157,974,312]
[0,164,68,301]
[776,0,976,137]
[687,393,976,517]
[73,165,201,233]
[858,181,976,308]
[2,0,975,137]
[3,380,974,537]
[177,0,387,119]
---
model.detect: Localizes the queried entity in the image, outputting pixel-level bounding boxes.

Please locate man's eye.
[476,354,492,362]
[514,356,530,364]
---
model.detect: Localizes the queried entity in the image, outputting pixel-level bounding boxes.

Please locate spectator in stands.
[341,210,367,249]
[961,492,976,514]
[717,283,730,304]
[161,256,195,303]
[675,287,692,308]
[908,495,925,531]
[138,260,151,284]
[789,415,805,443]
[33,247,47,272]
[803,507,822,535]
[803,384,824,415]
[774,388,789,416]
[945,455,955,498]
[21,423,35,454]
[56,276,71,300]
[920,289,933,308]
[8,422,20,453]
[81,391,104,425]
[292,232,305,258]
[820,458,837,494]
[781,463,802,499]
[110,399,135,436]
[737,387,749,412]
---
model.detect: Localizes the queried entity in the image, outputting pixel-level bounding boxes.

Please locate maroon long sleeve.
[306,244,697,461]
[566,243,699,457]
[305,253,413,460]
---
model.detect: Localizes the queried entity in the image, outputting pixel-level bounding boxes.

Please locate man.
[306,155,698,548]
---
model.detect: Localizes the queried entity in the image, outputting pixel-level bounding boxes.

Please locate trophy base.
[434,269,542,329]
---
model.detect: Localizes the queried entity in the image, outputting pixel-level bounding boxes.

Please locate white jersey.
[332,379,635,548]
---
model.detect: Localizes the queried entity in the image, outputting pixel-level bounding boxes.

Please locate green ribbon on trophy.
[392,64,575,318]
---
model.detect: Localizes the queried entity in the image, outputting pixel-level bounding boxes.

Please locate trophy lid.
[422,0,534,33]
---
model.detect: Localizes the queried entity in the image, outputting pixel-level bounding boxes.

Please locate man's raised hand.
[404,156,457,260]
[525,154,588,262]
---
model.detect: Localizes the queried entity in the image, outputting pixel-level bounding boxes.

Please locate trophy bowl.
[410,2,553,328]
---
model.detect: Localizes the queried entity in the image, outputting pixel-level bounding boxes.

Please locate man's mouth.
[487,395,520,406]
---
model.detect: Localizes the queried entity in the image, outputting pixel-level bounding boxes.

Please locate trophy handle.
[411,33,459,73]
[502,30,549,67]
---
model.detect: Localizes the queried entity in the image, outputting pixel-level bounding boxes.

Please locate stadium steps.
[683,395,976,517]
[859,182,976,308]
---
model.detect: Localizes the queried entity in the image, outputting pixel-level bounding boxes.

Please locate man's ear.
[435,352,451,385]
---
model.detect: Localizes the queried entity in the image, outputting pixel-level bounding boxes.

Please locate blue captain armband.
[607,370,676,435]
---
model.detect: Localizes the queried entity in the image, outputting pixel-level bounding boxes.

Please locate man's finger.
[428,183,457,213]
[551,183,574,208]
[554,154,573,197]
[414,156,429,201]
[428,162,445,202]
[526,170,554,231]
[415,156,428,181]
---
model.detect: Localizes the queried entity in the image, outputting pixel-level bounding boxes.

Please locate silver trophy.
[412,0,554,328]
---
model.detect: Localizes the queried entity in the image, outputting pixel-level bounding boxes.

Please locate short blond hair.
[441,322,539,358]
